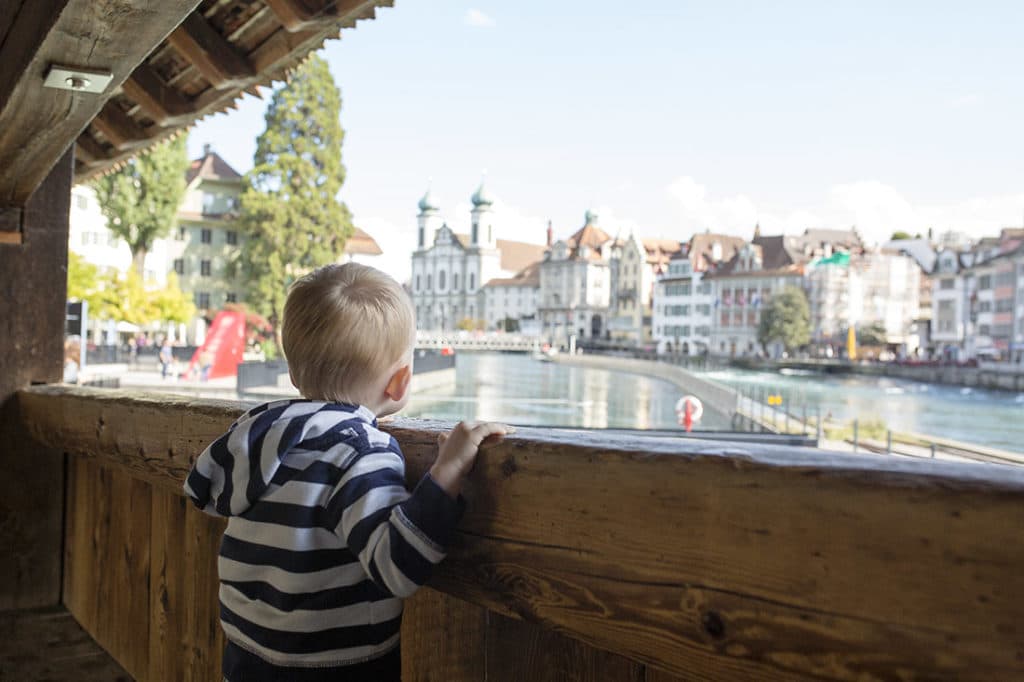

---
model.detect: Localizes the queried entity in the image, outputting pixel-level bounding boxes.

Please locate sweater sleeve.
[328,448,465,598]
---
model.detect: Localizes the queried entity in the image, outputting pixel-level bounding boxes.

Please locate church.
[410,182,545,331]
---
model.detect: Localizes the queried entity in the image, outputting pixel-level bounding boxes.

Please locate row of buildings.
[410,193,932,359]
[931,229,1024,363]
[70,146,382,344]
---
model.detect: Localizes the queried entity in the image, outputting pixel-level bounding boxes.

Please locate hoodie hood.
[184,399,377,517]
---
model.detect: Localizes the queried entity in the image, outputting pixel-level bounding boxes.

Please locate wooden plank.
[486,611,645,682]
[63,457,109,638]
[401,589,487,682]
[0,0,202,203]
[0,606,131,681]
[167,12,254,88]
[149,488,189,682]
[0,230,22,244]
[643,668,690,682]
[121,64,196,126]
[182,503,227,682]
[91,102,153,151]
[0,151,71,611]
[16,386,1024,680]
[264,0,365,32]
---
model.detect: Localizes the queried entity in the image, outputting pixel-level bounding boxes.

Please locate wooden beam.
[0,0,202,205]
[167,12,254,89]
[74,132,111,165]
[16,385,1024,680]
[91,103,152,151]
[121,64,195,126]
[263,0,369,32]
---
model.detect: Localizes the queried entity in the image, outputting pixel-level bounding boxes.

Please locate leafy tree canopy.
[757,286,811,353]
[237,54,354,353]
[93,135,189,275]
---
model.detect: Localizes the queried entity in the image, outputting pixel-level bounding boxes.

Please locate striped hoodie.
[184,399,464,669]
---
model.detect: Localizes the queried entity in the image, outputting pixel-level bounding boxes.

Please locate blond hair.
[282,263,415,403]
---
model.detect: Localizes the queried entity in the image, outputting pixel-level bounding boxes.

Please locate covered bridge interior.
[1,1,1023,680]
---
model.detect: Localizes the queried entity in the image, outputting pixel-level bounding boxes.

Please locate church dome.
[471,181,495,208]
[418,189,439,213]
[584,208,599,225]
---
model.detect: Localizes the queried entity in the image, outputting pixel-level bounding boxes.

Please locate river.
[403,352,732,431]
[403,352,1024,453]
[703,367,1024,453]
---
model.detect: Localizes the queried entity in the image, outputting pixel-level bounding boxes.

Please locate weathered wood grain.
[0,151,72,611]
[0,0,202,204]
[182,502,227,682]
[486,610,646,682]
[401,588,487,682]
[17,386,1024,679]
[148,488,188,681]
[64,459,153,680]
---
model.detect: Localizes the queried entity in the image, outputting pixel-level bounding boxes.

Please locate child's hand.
[430,422,513,497]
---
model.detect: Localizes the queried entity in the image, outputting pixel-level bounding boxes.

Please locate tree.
[857,322,888,347]
[237,54,354,354]
[93,135,189,276]
[150,273,196,325]
[757,287,811,354]
[67,252,101,307]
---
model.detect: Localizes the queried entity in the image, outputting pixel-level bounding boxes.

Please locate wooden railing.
[16,385,1024,681]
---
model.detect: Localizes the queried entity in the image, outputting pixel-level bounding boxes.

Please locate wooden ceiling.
[0,0,391,207]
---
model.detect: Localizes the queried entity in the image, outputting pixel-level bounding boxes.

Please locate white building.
[481,262,541,334]
[539,210,614,346]
[409,183,545,331]
[653,233,744,354]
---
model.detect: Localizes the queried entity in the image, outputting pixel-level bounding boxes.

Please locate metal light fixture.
[43,65,114,94]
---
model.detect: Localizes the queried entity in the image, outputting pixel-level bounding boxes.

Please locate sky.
[187,1,1024,281]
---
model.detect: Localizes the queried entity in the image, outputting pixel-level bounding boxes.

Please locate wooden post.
[0,149,73,610]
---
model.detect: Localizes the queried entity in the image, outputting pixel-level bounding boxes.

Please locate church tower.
[416,188,442,249]
[470,179,496,249]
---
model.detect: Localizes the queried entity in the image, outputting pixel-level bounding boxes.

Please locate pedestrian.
[159,338,173,380]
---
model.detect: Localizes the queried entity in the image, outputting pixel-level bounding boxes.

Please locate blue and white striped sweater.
[184,399,463,668]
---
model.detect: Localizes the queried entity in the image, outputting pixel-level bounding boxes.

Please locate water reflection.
[403,353,731,430]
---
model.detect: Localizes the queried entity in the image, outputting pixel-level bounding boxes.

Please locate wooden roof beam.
[0,0,202,205]
[73,133,110,165]
[90,103,152,151]
[167,13,255,89]
[121,65,195,127]
[265,0,366,32]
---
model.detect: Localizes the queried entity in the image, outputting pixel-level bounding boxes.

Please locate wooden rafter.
[0,0,202,206]
[121,65,195,127]
[167,13,255,89]
[264,0,367,32]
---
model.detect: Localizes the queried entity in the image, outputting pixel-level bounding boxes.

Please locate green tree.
[857,322,888,347]
[237,54,354,353]
[93,135,189,276]
[150,273,196,324]
[67,252,101,307]
[890,231,913,241]
[757,287,811,354]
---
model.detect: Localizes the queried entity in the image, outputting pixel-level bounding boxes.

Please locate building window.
[75,194,88,210]
[415,275,421,291]
[202,193,217,214]
[173,259,184,275]
[940,278,955,290]
[226,230,238,245]
[454,273,460,291]
[469,273,475,291]
[472,221,478,244]
[426,274,432,291]
[196,292,211,309]
[226,292,237,304]
[439,270,446,290]
[979,275,992,290]
[177,226,187,241]
[979,324,991,336]
[201,228,212,244]
[201,260,212,277]
[418,227,425,247]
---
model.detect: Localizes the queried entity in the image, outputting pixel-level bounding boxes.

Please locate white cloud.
[666,175,1024,245]
[464,9,496,28]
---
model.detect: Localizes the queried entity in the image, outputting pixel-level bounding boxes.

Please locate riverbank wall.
[728,358,1024,392]
[551,354,740,418]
